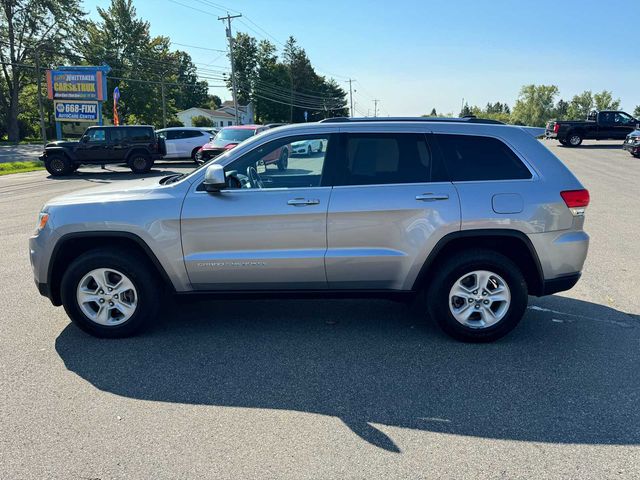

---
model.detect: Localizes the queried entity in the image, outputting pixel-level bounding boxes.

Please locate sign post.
[46,65,110,139]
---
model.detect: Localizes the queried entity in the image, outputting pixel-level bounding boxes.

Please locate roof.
[222,124,263,130]
[178,107,235,119]
[156,126,216,132]
[320,116,504,125]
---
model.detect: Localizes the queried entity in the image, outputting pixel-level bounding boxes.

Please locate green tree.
[566,91,593,120]
[226,32,258,105]
[554,99,569,119]
[634,105,640,118]
[191,115,214,127]
[459,102,472,117]
[593,90,621,111]
[208,94,222,109]
[1,0,85,141]
[428,108,438,116]
[511,84,559,127]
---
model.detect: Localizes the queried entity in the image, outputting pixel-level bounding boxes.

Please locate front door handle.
[287,198,320,206]
[416,193,449,201]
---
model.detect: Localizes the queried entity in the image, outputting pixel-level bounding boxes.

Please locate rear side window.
[126,127,153,142]
[333,133,434,186]
[435,134,532,181]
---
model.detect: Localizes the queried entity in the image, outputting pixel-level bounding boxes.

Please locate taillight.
[553,123,560,133]
[561,189,590,216]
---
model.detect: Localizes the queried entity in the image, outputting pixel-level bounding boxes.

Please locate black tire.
[128,153,153,173]
[307,145,312,156]
[558,139,568,146]
[191,147,201,163]
[60,248,161,338]
[317,141,323,153]
[277,148,289,171]
[566,132,583,147]
[426,249,528,342]
[44,154,73,176]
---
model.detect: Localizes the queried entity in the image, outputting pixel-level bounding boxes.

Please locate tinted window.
[109,128,128,143]
[126,127,153,142]
[165,130,181,140]
[436,134,531,181]
[183,130,205,138]
[334,133,434,186]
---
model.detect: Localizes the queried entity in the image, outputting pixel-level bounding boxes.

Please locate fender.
[411,229,545,295]
[45,147,78,161]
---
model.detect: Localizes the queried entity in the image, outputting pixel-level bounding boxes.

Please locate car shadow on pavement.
[44,164,192,182]
[55,295,639,453]
[559,144,623,150]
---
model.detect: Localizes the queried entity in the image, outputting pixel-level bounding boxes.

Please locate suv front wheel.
[426,250,528,342]
[44,154,73,176]
[60,249,160,338]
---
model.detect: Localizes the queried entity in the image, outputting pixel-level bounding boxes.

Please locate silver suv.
[29,118,590,342]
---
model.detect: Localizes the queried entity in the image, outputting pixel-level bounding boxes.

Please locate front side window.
[615,112,634,125]
[86,128,106,142]
[223,135,330,190]
[436,134,532,181]
[333,133,434,186]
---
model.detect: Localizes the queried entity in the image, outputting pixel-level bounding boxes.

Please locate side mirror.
[203,164,226,192]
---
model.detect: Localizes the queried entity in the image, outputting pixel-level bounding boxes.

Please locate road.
[0,144,638,479]
[0,144,44,163]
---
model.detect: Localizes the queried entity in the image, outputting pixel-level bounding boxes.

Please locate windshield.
[215,128,256,143]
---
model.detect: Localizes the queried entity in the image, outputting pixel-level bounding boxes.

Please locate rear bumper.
[544,131,558,139]
[541,272,581,295]
[622,142,639,154]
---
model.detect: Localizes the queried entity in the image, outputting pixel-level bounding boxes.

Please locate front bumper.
[622,141,640,154]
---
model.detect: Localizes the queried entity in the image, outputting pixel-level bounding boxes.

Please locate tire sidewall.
[60,251,159,338]
[427,252,528,342]
[568,132,582,147]
[128,153,152,173]
[45,154,72,176]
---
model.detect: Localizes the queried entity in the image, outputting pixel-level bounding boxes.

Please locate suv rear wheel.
[60,249,160,338]
[277,148,289,171]
[128,153,153,173]
[44,154,73,176]
[426,249,528,342]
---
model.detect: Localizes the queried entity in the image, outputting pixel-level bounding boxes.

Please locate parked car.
[30,117,590,342]
[622,129,640,157]
[196,125,290,170]
[545,110,638,146]
[156,127,217,162]
[290,139,324,156]
[39,125,166,176]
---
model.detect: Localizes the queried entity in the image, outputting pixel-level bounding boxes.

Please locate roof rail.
[319,116,505,125]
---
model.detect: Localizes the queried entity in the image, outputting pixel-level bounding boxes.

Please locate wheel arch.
[125,147,151,160]
[45,148,75,161]
[47,231,175,306]
[412,229,544,296]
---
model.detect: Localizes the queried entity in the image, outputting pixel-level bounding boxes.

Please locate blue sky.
[83,0,640,116]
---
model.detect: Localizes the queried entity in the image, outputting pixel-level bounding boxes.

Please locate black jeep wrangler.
[40,125,166,176]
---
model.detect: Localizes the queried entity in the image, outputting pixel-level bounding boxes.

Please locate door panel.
[326,183,460,290]
[181,187,331,289]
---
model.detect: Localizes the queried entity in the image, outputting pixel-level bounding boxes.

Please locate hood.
[46,140,78,148]
[45,176,167,208]
[202,140,239,151]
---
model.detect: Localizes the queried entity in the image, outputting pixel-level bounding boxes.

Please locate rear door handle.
[416,193,449,201]
[287,198,320,206]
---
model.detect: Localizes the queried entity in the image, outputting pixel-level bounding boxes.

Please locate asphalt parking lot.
[0,144,639,479]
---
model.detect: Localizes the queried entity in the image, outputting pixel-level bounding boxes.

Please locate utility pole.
[373,99,379,118]
[219,12,242,125]
[347,79,354,117]
[161,76,167,129]
[34,50,47,144]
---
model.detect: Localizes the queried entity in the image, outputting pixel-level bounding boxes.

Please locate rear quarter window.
[435,134,532,181]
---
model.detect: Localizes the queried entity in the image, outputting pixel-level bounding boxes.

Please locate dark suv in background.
[40,125,166,176]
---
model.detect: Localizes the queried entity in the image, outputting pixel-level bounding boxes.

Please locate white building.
[177,102,255,127]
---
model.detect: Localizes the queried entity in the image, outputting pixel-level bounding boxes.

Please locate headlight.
[35,212,49,233]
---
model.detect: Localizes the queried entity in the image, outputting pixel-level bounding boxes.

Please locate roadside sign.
[54,100,100,122]
[46,67,108,101]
